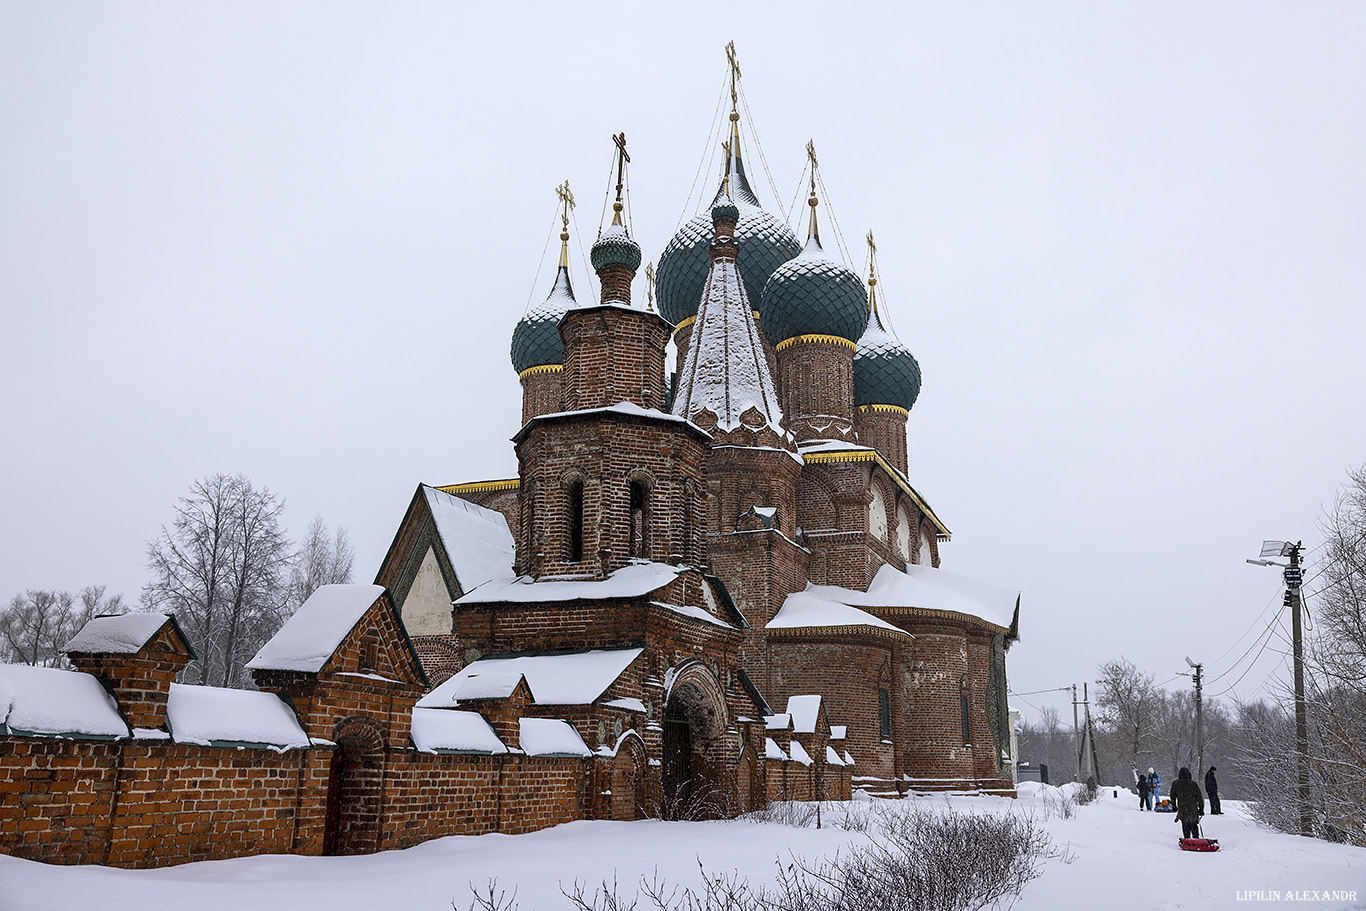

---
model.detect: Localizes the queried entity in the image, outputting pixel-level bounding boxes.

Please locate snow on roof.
[785,695,823,734]
[445,670,525,701]
[603,697,646,713]
[843,749,854,766]
[519,718,591,757]
[851,565,1018,629]
[528,401,710,437]
[764,713,791,731]
[456,562,683,605]
[166,683,309,749]
[246,584,385,673]
[764,737,787,761]
[797,439,870,455]
[788,740,813,766]
[417,648,644,709]
[64,612,171,654]
[0,664,129,738]
[424,486,516,593]
[830,725,847,741]
[826,745,845,766]
[410,708,508,754]
[767,590,906,635]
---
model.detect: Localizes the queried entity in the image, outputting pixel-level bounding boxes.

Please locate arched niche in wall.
[868,480,889,542]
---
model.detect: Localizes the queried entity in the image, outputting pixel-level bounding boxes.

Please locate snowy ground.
[2,785,1363,911]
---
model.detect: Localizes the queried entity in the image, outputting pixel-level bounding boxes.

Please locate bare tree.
[1094,657,1160,780]
[142,473,292,687]
[0,586,123,666]
[290,514,355,607]
[1313,464,1366,693]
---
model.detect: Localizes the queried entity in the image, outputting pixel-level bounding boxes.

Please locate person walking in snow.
[1148,768,1162,809]
[1205,766,1221,815]
[1170,766,1205,839]
[1137,770,1151,810]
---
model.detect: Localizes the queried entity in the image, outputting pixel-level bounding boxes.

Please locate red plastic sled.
[1179,835,1220,852]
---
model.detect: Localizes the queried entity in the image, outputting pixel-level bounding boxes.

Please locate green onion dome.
[759,230,869,344]
[510,264,575,374]
[590,222,642,273]
[656,155,800,326]
[711,192,740,226]
[853,305,921,410]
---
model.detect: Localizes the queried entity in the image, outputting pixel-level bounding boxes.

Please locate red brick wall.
[67,625,190,730]
[775,339,856,444]
[854,407,908,476]
[521,368,564,425]
[560,306,671,413]
[0,738,331,868]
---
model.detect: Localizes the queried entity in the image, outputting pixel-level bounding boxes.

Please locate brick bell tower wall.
[520,366,564,425]
[514,414,708,579]
[560,306,672,413]
[853,405,909,476]
[775,337,856,443]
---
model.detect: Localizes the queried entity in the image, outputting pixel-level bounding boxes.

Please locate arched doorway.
[610,733,649,821]
[323,717,386,855]
[661,663,729,820]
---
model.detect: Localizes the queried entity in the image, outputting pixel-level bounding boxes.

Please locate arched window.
[567,480,584,563]
[896,507,912,559]
[869,483,888,541]
[629,480,649,559]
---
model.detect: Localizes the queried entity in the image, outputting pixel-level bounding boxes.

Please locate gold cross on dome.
[726,41,742,110]
[806,139,819,196]
[556,180,575,229]
[867,230,876,257]
[645,262,656,311]
[611,132,630,225]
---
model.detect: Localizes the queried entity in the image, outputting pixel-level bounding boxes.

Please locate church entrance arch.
[661,662,729,820]
[323,717,386,855]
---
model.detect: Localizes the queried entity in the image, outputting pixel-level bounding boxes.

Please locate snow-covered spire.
[672,183,790,445]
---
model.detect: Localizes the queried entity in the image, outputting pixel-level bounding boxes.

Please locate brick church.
[0,54,1019,868]
[375,71,1021,811]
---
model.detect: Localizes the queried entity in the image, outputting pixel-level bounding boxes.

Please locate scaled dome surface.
[759,233,869,344]
[590,222,642,272]
[655,157,800,326]
[510,266,575,374]
[854,307,921,410]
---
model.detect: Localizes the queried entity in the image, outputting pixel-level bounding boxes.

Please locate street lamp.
[1247,538,1310,837]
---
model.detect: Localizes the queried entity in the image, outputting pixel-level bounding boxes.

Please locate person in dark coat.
[1137,770,1151,810]
[1205,766,1221,815]
[1170,766,1205,839]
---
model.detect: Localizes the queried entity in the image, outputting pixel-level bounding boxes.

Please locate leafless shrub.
[1038,789,1078,820]
[461,879,519,911]
[484,804,1069,911]
[742,797,818,829]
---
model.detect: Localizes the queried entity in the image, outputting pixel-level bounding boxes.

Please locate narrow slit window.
[878,688,890,740]
[629,481,648,559]
[568,480,584,562]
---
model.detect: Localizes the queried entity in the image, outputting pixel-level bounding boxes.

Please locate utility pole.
[1287,542,1310,837]
[1071,684,1080,783]
[1183,657,1203,775]
[1248,539,1311,837]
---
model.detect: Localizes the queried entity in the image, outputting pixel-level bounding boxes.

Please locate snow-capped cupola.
[759,187,868,346]
[670,190,792,449]
[590,132,642,305]
[656,106,800,329]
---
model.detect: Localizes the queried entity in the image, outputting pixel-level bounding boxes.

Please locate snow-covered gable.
[764,713,791,731]
[417,648,643,709]
[767,590,908,636]
[785,695,825,735]
[788,740,813,766]
[423,486,516,593]
[166,683,309,749]
[0,664,129,738]
[247,584,385,673]
[830,725,847,741]
[825,745,845,766]
[519,718,591,757]
[64,612,179,655]
[456,562,683,605]
[671,238,786,436]
[410,708,508,754]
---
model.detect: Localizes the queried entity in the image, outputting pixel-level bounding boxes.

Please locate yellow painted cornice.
[802,449,951,539]
[672,315,696,336]
[518,364,564,380]
[774,334,856,353]
[767,623,912,642]
[438,478,520,495]
[856,404,909,418]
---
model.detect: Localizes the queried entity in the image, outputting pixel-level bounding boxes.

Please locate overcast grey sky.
[3,1,1364,721]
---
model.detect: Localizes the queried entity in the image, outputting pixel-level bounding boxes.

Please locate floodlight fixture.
[1261,540,1294,558]
[1185,656,1196,668]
